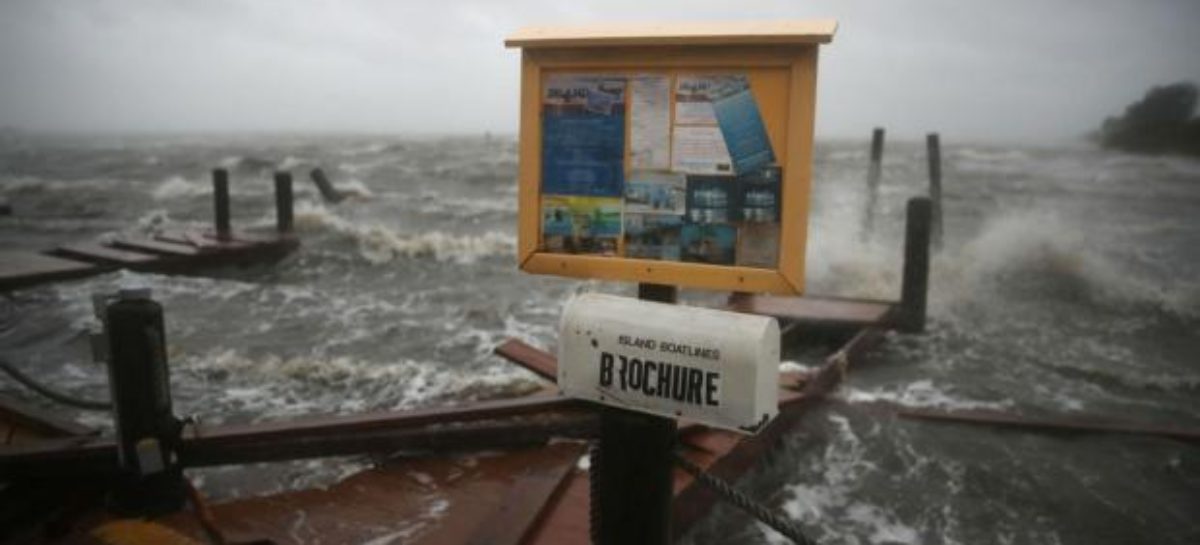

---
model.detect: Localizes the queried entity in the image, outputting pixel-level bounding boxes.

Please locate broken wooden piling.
[309,168,346,204]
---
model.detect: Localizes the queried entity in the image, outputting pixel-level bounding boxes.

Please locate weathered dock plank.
[160,442,586,545]
[727,293,895,328]
[110,237,203,257]
[51,242,161,266]
[0,252,101,291]
[2,229,298,292]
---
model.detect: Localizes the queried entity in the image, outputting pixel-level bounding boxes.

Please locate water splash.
[292,202,515,264]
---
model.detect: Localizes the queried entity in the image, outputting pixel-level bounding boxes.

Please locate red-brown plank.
[52,242,159,265]
[110,237,203,257]
[463,443,583,545]
[494,338,558,381]
[156,442,587,545]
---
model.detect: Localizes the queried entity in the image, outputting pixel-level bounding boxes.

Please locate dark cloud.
[1,0,1197,142]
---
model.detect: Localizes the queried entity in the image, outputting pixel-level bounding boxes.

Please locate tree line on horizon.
[1096,81,1200,156]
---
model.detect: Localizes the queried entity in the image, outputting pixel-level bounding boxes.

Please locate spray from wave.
[933,209,1197,317]
[292,202,515,264]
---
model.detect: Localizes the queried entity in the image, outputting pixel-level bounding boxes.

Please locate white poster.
[671,126,733,175]
[675,76,718,125]
[629,75,671,170]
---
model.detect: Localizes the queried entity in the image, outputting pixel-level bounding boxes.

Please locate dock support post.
[900,197,932,333]
[862,127,885,242]
[103,289,185,515]
[927,133,944,250]
[212,168,231,241]
[274,171,294,234]
[310,168,345,204]
[591,283,677,545]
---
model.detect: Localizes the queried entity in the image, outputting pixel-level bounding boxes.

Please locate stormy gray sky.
[1,0,1197,143]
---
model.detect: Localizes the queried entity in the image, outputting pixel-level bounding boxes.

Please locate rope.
[671,450,817,545]
[0,358,112,411]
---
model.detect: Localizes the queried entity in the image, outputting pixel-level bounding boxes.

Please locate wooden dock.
[0,231,298,292]
[0,294,894,545]
[0,169,300,292]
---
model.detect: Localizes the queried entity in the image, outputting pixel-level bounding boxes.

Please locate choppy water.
[1,133,1198,544]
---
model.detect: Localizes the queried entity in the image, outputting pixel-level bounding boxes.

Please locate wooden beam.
[463,443,581,545]
[505,20,838,49]
[898,407,1200,444]
[0,252,101,291]
[0,396,593,478]
[110,237,203,257]
[726,293,895,328]
[0,395,95,438]
[494,339,557,381]
[51,242,160,265]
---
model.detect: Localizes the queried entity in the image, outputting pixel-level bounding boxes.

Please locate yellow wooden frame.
[508,22,835,294]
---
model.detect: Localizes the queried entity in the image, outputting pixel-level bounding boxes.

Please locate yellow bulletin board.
[506,21,836,294]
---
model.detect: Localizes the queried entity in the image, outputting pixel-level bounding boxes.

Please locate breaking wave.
[934,209,1197,317]
[777,414,924,545]
[293,203,515,264]
[152,175,208,200]
[840,379,1013,411]
[181,349,539,421]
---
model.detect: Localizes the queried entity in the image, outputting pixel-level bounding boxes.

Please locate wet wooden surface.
[0,252,102,291]
[1,230,298,292]
[727,293,896,328]
[0,293,893,544]
[163,442,586,545]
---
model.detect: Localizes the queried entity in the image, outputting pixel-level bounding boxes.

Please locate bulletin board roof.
[505,20,837,49]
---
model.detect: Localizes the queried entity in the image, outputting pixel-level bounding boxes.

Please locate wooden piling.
[212,169,231,241]
[926,133,944,249]
[591,283,678,545]
[273,171,294,234]
[862,127,885,241]
[900,197,932,333]
[309,168,346,204]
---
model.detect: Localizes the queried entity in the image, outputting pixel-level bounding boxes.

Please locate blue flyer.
[541,76,626,197]
[711,83,776,176]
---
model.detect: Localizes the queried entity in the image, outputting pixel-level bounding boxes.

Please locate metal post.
[862,127,885,242]
[104,288,185,515]
[274,171,294,234]
[926,133,944,250]
[900,197,932,333]
[591,283,677,545]
[212,168,231,241]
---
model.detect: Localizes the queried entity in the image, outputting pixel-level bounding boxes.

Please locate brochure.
[630,75,671,170]
[624,214,683,260]
[681,224,736,265]
[542,75,627,197]
[738,166,782,223]
[671,126,734,175]
[685,176,737,224]
[625,170,686,215]
[712,84,776,175]
[542,195,622,255]
[736,223,779,268]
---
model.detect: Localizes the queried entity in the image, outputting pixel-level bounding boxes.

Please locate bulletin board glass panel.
[515,45,820,294]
